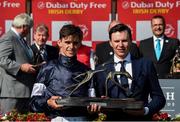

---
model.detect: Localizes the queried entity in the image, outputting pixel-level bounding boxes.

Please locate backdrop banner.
[32,0,111,48]
[0,0,25,37]
[117,0,180,45]
[159,79,180,118]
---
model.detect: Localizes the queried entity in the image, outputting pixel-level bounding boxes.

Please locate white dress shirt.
[114,53,132,88]
[153,35,164,51]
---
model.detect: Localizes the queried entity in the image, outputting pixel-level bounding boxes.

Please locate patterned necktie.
[40,47,47,61]
[119,61,129,88]
[155,39,161,60]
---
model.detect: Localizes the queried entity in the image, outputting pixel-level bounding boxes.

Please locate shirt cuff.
[144,107,149,115]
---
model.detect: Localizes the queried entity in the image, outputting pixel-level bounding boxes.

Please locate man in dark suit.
[0,13,36,114]
[95,20,140,65]
[93,24,166,121]
[31,24,59,66]
[139,15,180,78]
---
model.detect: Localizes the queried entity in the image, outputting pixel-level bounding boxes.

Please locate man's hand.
[20,63,36,73]
[87,96,108,113]
[47,96,62,109]
[87,104,101,113]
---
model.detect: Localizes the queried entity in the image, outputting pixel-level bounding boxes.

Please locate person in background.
[95,20,140,65]
[0,13,36,114]
[77,44,97,70]
[29,24,93,121]
[139,15,180,78]
[76,25,96,69]
[31,24,59,69]
[94,23,166,121]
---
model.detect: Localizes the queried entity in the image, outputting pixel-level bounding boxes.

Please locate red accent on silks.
[77,45,91,67]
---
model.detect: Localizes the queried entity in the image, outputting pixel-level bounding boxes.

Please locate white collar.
[114,53,131,64]
[11,27,21,40]
[153,35,164,41]
[34,42,46,50]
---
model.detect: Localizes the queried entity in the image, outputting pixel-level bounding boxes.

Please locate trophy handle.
[67,69,105,96]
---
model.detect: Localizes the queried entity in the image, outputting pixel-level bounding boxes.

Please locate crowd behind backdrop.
[0,0,180,117]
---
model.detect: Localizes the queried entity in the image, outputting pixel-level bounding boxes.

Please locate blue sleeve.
[29,63,55,112]
[146,60,166,115]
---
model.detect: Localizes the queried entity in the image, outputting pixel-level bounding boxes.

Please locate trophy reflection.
[170,46,180,75]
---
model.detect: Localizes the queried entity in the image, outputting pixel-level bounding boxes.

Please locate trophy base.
[56,97,143,110]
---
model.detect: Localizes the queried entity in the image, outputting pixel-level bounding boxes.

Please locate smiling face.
[151,17,165,38]
[57,35,81,57]
[34,31,48,47]
[33,24,49,47]
[57,24,83,58]
[110,30,131,59]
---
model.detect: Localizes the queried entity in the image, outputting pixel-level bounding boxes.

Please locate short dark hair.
[151,15,166,25]
[59,24,83,42]
[109,23,132,41]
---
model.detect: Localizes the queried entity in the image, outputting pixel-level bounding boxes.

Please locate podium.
[56,97,143,110]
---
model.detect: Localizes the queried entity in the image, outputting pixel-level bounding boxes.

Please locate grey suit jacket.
[0,30,36,98]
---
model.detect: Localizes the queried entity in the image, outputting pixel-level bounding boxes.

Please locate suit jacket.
[31,44,59,64]
[139,36,180,77]
[94,56,166,120]
[0,30,36,98]
[95,41,140,65]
